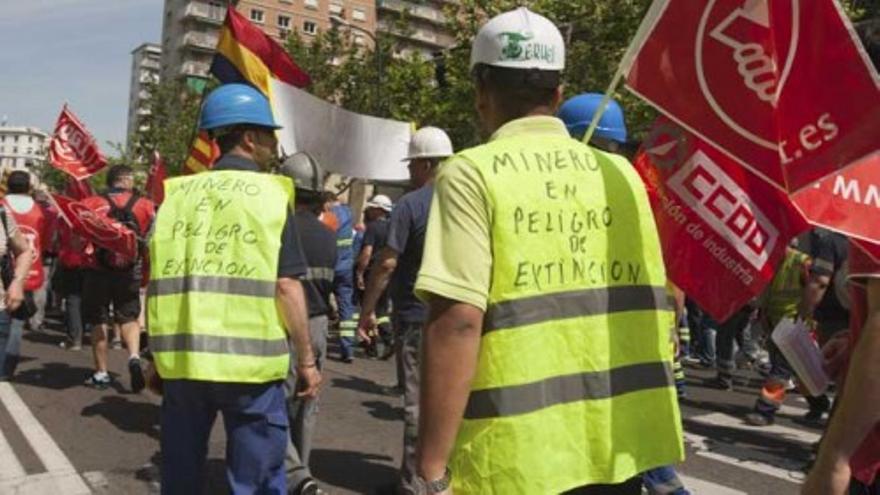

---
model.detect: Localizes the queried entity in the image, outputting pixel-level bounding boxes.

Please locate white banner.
[270,79,412,181]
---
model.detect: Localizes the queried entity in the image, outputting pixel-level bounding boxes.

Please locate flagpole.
[582,0,669,145]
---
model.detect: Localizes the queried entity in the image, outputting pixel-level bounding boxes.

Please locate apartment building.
[160,0,377,85]
[126,43,163,151]
[377,0,455,58]
[0,126,49,171]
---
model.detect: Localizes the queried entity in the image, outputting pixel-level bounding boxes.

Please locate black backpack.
[97,192,142,271]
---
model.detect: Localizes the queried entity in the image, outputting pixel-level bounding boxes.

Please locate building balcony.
[140,58,161,70]
[183,1,225,25]
[378,0,446,25]
[180,61,211,77]
[182,31,219,51]
[378,21,448,48]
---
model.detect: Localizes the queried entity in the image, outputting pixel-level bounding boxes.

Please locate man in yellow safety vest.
[413,8,684,494]
[148,83,321,494]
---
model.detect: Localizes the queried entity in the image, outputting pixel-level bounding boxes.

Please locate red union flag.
[635,118,809,321]
[792,153,880,244]
[146,151,168,204]
[52,194,136,260]
[48,105,108,180]
[626,0,880,193]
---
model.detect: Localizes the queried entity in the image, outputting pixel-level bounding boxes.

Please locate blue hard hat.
[199,83,281,131]
[557,93,627,143]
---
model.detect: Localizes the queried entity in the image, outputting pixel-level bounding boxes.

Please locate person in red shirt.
[803,239,880,495]
[56,219,91,350]
[80,165,155,392]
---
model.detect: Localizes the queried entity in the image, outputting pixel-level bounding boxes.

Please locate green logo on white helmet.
[471,8,565,71]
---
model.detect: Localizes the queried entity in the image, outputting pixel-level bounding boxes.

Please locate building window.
[329,3,343,15]
[352,7,366,21]
[353,34,365,46]
[12,147,17,154]
[250,9,265,23]
[303,20,318,35]
[27,136,32,143]
[26,148,32,155]
[304,0,318,10]
[278,15,291,28]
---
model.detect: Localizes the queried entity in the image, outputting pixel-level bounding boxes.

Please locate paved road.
[0,322,819,494]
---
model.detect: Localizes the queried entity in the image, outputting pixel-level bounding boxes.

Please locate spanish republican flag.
[210,6,311,94]
[183,6,310,175]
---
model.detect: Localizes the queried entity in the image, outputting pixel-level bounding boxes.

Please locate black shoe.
[3,355,19,378]
[745,412,774,426]
[341,355,354,364]
[803,409,825,424]
[708,375,734,391]
[129,357,146,393]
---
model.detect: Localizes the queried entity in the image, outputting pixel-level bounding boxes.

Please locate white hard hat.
[365,194,393,212]
[470,7,565,71]
[402,126,454,162]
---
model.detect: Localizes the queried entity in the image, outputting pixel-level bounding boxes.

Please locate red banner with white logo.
[63,176,94,201]
[48,106,108,180]
[52,194,136,260]
[791,153,880,245]
[626,0,880,193]
[635,118,809,321]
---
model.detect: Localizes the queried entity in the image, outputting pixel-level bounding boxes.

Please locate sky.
[0,0,164,154]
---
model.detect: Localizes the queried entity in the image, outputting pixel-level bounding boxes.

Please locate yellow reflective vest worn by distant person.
[148,170,294,383]
[416,116,685,494]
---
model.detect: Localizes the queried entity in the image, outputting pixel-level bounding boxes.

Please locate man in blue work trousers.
[148,83,321,495]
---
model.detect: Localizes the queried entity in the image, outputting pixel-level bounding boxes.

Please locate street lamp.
[329,15,383,115]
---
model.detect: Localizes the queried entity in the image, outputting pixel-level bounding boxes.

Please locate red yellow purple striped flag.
[210,6,311,94]
[182,130,220,175]
[182,6,310,175]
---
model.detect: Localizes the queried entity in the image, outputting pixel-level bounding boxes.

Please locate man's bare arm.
[417,296,484,482]
[356,244,373,289]
[361,246,397,318]
[6,232,34,310]
[803,279,880,494]
[277,277,320,397]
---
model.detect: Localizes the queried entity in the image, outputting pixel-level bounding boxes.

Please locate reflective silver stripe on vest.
[151,334,289,357]
[485,285,669,333]
[305,267,335,283]
[464,361,674,420]
[148,276,276,298]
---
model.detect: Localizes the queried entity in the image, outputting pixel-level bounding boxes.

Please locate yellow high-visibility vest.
[450,127,684,494]
[148,170,293,383]
[764,248,811,327]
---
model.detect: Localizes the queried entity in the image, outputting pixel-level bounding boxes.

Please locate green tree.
[284,0,655,149]
[127,78,204,176]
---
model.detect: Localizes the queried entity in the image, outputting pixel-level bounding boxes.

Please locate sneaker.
[85,372,111,389]
[292,478,325,495]
[129,358,146,393]
[111,339,123,350]
[745,412,774,426]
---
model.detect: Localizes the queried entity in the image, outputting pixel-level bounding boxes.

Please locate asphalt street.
[0,319,819,494]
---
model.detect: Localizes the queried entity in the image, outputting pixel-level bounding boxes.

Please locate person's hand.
[821,332,850,379]
[5,279,24,311]
[358,312,377,344]
[295,363,322,398]
[801,455,851,495]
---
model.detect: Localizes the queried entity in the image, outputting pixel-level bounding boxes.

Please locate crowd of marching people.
[0,5,877,495]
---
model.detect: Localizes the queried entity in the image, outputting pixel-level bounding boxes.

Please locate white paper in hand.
[771,318,830,396]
